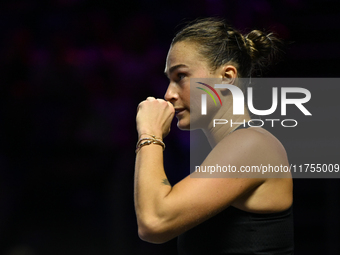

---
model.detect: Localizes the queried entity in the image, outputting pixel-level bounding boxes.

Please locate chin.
[176,111,204,131]
[177,119,190,130]
[177,119,204,131]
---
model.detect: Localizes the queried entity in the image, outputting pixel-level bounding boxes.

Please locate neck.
[202,105,252,148]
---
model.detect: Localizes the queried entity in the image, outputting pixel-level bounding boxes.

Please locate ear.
[221,65,237,84]
[217,65,238,95]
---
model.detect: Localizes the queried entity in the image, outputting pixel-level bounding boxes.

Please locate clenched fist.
[136,97,175,138]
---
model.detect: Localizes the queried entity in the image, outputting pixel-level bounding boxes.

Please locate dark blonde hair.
[172,17,283,78]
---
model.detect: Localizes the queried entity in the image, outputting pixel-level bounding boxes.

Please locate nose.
[164,82,178,103]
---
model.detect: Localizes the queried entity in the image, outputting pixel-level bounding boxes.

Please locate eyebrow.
[164,64,188,77]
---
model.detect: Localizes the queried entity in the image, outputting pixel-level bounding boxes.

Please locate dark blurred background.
[0,0,339,254]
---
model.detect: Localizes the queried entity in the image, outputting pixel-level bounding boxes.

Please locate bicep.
[163,174,263,229]
[158,135,268,238]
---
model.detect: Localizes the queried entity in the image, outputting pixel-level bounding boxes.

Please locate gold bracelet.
[136,138,165,153]
[135,137,165,153]
[136,137,165,148]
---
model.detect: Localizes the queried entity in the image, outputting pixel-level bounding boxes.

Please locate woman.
[134,18,293,254]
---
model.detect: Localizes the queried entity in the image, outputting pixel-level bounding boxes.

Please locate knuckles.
[138,98,174,113]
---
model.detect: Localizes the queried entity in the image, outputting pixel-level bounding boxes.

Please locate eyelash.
[177,73,186,81]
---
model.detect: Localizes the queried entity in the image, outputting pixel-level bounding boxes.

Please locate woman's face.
[164,41,221,130]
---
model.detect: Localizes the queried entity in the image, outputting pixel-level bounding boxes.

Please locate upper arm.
[145,129,280,242]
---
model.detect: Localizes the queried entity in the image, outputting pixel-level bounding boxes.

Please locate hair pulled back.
[172,17,283,78]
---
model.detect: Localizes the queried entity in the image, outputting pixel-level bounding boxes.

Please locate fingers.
[136,96,175,138]
[146,97,167,104]
[138,97,174,112]
[137,97,156,111]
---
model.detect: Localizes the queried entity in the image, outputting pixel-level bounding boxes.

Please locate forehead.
[165,41,206,72]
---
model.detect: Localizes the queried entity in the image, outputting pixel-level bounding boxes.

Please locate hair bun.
[245,30,283,68]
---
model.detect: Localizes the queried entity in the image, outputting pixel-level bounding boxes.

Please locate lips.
[175,108,186,115]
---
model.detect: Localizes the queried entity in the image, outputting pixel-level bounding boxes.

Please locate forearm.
[134,97,177,242]
[134,143,173,237]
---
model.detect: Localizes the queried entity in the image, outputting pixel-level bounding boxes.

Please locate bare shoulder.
[213,127,293,213]
[206,126,289,172]
[227,126,286,153]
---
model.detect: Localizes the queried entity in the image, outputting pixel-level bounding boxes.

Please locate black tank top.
[177,206,294,254]
[178,124,294,254]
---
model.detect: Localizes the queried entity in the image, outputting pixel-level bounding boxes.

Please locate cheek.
[179,83,191,106]
[188,78,225,129]
[188,87,201,113]
[188,79,216,113]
